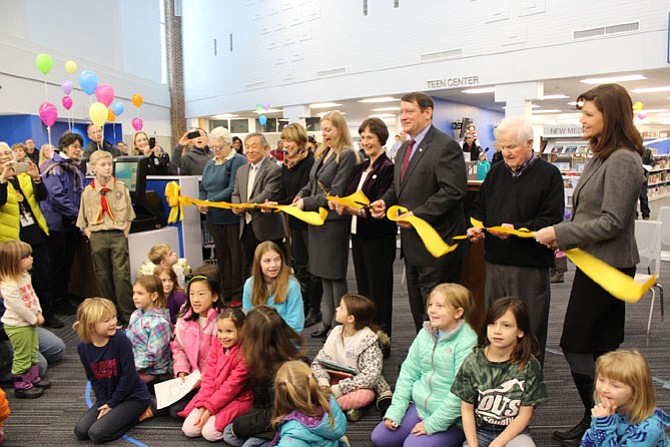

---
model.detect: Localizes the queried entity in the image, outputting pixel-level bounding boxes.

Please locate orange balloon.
[107,108,116,122]
[132,93,143,108]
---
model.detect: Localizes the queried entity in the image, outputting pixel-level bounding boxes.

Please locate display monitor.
[113,156,148,195]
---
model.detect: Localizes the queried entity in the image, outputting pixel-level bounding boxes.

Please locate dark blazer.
[382,125,467,266]
[555,149,643,268]
[346,153,396,239]
[232,157,285,241]
[298,148,357,221]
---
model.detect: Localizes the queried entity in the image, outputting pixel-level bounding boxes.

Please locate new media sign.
[544,125,583,137]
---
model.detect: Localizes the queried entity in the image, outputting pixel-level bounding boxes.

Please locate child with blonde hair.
[271,360,348,446]
[125,275,172,386]
[0,240,50,399]
[371,283,478,447]
[146,243,187,288]
[73,297,152,443]
[180,307,253,441]
[311,293,392,422]
[581,350,670,447]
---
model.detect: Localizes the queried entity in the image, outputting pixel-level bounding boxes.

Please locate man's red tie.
[400,139,416,182]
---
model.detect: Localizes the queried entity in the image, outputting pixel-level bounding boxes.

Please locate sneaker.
[346,408,362,422]
[138,406,154,422]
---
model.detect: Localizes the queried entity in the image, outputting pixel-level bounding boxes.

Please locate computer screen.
[114,159,138,192]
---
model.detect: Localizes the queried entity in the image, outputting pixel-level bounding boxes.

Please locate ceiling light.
[371,106,401,112]
[631,86,670,93]
[638,108,668,113]
[358,96,399,103]
[567,101,578,106]
[533,109,563,114]
[369,113,396,118]
[317,111,346,116]
[580,74,647,84]
[211,114,238,119]
[254,108,282,114]
[462,87,496,94]
[540,94,569,100]
[310,102,342,108]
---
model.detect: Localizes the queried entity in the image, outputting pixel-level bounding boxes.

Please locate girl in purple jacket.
[180,307,253,441]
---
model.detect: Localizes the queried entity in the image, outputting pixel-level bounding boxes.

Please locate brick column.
[164,0,186,144]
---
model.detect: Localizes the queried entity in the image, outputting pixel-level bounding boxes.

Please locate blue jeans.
[464,425,535,447]
[223,423,271,447]
[0,327,65,379]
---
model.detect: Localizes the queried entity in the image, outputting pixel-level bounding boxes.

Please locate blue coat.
[199,153,247,225]
[242,277,304,333]
[273,397,348,447]
[40,153,84,231]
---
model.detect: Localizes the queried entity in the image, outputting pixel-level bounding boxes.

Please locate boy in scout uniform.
[77,150,135,324]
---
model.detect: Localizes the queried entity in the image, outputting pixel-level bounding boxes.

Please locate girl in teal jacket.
[371,283,478,447]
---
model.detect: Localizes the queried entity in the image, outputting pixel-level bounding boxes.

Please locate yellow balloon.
[89,102,108,127]
[65,60,77,75]
[633,101,643,111]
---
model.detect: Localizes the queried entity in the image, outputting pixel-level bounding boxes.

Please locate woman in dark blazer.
[335,118,396,338]
[535,83,644,447]
[294,111,357,338]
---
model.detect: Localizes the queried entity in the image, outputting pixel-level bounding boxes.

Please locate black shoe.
[34,377,51,389]
[376,395,392,418]
[304,311,322,328]
[15,387,43,399]
[553,416,591,442]
[311,324,330,339]
[44,316,65,329]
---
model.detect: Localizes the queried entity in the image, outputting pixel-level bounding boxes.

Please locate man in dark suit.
[83,123,121,158]
[371,92,467,331]
[232,133,286,278]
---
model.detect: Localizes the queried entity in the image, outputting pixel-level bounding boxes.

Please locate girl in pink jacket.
[180,307,253,441]
[168,274,224,419]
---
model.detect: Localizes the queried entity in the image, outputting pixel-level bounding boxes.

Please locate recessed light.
[371,107,401,112]
[462,87,496,94]
[254,108,282,114]
[317,111,346,116]
[368,113,396,118]
[580,74,647,84]
[540,94,569,100]
[631,86,670,93]
[211,114,238,119]
[310,102,342,108]
[638,108,668,113]
[533,109,563,114]
[567,101,578,106]
[358,97,399,103]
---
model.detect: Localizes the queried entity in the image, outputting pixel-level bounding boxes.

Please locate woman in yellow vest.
[0,142,61,329]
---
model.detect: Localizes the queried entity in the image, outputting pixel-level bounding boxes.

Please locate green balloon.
[35,53,53,75]
[255,104,263,113]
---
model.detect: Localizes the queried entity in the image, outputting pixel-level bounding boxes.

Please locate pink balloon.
[61,80,72,95]
[95,83,115,107]
[132,117,144,131]
[638,112,647,120]
[38,102,58,127]
[62,96,73,110]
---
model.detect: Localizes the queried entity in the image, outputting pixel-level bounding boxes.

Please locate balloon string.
[44,77,48,102]
[47,126,52,148]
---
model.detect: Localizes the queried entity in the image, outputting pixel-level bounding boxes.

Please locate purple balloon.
[132,117,144,131]
[263,102,270,111]
[61,80,72,95]
[62,96,73,110]
[38,102,58,127]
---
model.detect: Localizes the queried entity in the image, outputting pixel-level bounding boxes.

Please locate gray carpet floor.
[3,220,670,445]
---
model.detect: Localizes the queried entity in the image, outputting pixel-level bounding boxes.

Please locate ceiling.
[216,68,670,128]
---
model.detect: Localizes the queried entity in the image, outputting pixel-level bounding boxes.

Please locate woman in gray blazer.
[294,111,357,338]
[535,83,644,447]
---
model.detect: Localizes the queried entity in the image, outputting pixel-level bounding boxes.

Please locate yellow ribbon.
[386,205,459,258]
[164,181,328,226]
[469,217,654,303]
[325,190,371,209]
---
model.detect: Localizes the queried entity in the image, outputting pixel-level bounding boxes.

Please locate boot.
[304,310,322,328]
[13,372,43,399]
[28,364,51,389]
[553,373,593,442]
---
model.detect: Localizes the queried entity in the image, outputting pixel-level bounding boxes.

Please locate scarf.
[90,178,116,223]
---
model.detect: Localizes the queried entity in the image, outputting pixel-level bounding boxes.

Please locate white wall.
[0,0,170,136]
[182,0,670,117]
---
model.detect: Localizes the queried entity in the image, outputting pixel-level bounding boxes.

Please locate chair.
[634,220,664,343]
[657,206,670,261]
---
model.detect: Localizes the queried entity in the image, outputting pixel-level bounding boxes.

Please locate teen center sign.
[426,76,480,89]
